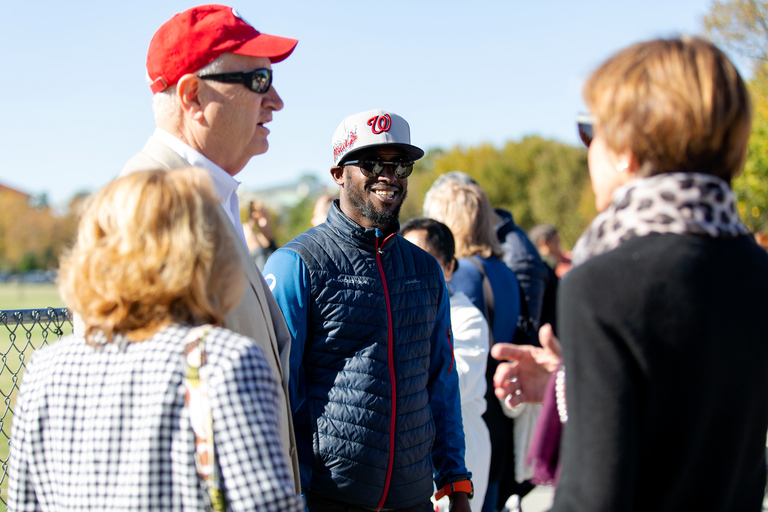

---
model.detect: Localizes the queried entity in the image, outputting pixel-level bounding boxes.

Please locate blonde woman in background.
[8,169,303,512]
[401,217,492,510]
[426,181,530,511]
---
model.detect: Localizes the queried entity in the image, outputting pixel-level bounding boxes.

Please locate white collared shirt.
[153,128,248,247]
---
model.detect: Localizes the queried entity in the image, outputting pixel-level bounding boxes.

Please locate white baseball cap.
[331,109,424,165]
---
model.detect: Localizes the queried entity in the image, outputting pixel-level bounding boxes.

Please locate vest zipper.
[374,232,396,511]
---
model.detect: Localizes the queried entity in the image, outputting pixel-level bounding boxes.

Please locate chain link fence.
[0,308,72,507]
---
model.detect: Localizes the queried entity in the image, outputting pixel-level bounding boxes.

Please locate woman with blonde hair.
[426,180,525,512]
[493,36,768,511]
[8,168,303,512]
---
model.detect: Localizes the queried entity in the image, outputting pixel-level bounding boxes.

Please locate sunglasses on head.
[342,157,415,179]
[577,114,594,148]
[199,68,272,94]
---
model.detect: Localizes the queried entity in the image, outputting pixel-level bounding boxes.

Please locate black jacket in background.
[494,209,550,332]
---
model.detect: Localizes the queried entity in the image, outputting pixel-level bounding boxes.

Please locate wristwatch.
[434,479,474,500]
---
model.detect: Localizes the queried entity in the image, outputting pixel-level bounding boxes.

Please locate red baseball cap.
[147,4,298,94]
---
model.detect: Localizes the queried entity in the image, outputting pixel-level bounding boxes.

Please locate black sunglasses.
[343,158,415,179]
[577,114,594,147]
[199,68,272,94]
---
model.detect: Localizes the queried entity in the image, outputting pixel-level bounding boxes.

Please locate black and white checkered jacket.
[8,323,303,512]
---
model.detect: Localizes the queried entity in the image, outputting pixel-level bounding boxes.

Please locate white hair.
[149,55,228,124]
[423,171,477,217]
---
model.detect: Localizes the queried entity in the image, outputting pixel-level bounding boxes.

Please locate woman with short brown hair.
[583,36,751,184]
[494,36,768,511]
[426,180,526,511]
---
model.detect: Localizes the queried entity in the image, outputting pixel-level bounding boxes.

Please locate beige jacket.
[122,137,300,492]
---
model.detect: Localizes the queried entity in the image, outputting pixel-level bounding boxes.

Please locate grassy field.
[0,283,69,508]
[0,283,64,310]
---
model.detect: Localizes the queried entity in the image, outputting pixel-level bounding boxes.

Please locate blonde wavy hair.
[58,168,243,342]
[584,35,751,181]
[426,181,503,259]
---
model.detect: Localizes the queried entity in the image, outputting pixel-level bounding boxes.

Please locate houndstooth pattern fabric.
[7,323,303,512]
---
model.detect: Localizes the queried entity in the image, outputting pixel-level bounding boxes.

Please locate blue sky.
[1,0,727,206]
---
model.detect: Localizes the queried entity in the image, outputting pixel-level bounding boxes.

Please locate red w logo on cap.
[368,114,392,134]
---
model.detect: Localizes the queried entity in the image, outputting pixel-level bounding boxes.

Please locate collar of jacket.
[494,208,516,241]
[326,200,401,253]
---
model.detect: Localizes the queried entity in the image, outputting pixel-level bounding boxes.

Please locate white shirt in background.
[434,291,491,511]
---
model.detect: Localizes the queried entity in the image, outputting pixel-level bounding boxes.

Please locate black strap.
[515,280,537,345]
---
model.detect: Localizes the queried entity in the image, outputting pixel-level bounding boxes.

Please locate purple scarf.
[527,368,563,485]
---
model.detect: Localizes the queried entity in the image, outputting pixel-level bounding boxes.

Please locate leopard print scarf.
[571,172,750,267]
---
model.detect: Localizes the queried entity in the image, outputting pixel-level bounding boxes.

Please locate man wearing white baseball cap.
[121,4,301,493]
[263,109,472,511]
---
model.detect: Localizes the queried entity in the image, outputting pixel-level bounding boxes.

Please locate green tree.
[17,252,40,273]
[739,67,768,230]
[0,191,80,273]
[704,0,768,232]
[403,137,594,248]
[703,0,768,63]
[278,195,315,245]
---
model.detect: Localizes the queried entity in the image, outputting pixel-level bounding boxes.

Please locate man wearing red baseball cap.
[122,4,301,493]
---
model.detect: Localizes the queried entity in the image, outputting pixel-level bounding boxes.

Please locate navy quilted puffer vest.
[283,205,446,509]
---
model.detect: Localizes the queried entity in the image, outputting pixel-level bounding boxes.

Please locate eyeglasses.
[199,68,272,94]
[343,158,415,179]
[577,114,594,147]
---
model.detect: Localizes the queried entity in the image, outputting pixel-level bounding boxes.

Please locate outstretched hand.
[490,323,562,406]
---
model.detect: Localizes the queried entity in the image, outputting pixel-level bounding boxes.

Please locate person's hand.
[448,491,471,512]
[490,323,562,406]
[249,202,273,239]
[246,202,274,248]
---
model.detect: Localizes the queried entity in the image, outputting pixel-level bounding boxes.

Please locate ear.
[615,148,640,178]
[442,257,457,281]
[177,74,204,121]
[330,166,345,186]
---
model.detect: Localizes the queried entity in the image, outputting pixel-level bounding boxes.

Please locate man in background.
[244,201,278,270]
[529,223,572,278]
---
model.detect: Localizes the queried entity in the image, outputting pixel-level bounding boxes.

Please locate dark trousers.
[305,491,432,512]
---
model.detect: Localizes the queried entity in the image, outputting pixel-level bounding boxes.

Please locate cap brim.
[342,143,425,165]
[233,32,298,63]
